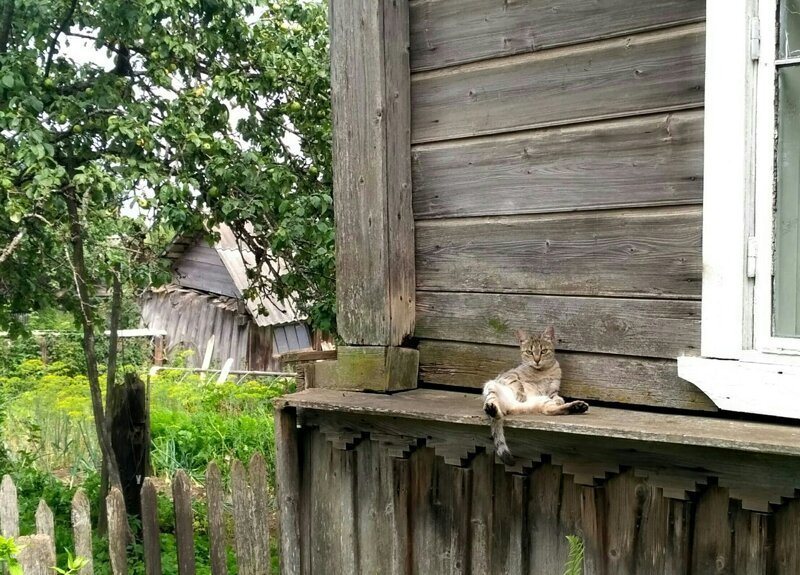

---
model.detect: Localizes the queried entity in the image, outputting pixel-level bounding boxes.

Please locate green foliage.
[0,536,23,575]
[563,535,585,575]
[0,0,334,334]
[52,550,89,575]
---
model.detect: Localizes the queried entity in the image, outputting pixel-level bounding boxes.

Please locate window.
[677,0,800,418]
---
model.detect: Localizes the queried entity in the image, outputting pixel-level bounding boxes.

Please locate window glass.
[779,0,800,58]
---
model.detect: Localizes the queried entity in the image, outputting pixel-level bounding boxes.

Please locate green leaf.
[1,74,13,88]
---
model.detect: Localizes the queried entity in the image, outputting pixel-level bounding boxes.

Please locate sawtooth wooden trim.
[411,23,705,144]
[412,111,704,220]
[415,292,699,359]
[409,0,705,71]
[417,339,714,411]
[330,0,415,346]
[415,206,702,299]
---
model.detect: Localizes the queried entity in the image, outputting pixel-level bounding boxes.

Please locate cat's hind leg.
[542,395,589,415]
[483,380,517,418]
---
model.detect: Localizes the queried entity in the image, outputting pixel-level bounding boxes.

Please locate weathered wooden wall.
[140,287,275,371]
[278,399,800,575]
[408,0,708,410]
[172,241,240,299]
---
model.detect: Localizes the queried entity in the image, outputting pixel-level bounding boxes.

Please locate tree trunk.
[65,192,122,534]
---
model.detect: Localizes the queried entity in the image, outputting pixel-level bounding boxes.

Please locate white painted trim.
[700,0,757,359]
[678,356,800,419]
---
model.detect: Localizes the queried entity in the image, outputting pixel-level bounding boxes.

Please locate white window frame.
[677,0,800,419]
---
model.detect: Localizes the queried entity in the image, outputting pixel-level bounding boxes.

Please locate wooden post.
[172,470,196,575]
[71,490,93,575]
[248,453,271,575]
[274,407,301,575]
[141,478,162,575]
[329,0,418,391]
[16,534,55,575]
[231,460,255,575]
[0,475,19,538]
[35,500,55,564]
[205,463,228,575]
[106,487,129,575]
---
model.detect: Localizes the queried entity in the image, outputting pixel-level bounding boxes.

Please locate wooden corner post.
[329,0,417,391]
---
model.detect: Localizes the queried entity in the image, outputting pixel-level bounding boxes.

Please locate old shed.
[274,1,800,574]
[141,225,313,371]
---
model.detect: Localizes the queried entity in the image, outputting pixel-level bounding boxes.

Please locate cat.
[482,326,589,465]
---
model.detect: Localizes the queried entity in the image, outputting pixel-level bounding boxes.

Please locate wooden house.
[140,225,314,372]
[274,1,800,573]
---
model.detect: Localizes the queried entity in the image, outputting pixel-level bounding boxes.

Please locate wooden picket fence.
[0,454,273,575]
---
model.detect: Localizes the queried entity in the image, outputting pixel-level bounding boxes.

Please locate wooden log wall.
[282,409,800,575]
[408,0,709,410]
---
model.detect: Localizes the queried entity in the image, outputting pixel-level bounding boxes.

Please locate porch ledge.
[275,387,800,458]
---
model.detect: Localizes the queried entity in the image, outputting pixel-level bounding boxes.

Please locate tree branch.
[43,0,79,79]
[0,228,25,264]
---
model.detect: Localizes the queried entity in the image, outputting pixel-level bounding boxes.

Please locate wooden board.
[411,24,705,143]
[415,206,701,298]
[691,486,733,574]
[772,498,800,575]
[330,0,415,346]
[409,0,705,71]
[416,292,699,359]
[412,111,703,219]
[429,347,710,417]
[274,408,302,575]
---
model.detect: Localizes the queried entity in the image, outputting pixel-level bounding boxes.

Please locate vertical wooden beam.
[274,406,302,575]
[106,487,129,575]
[16,534,55,575]
[172,470,196,575]
[205,463,228,575]
[330,0,414,347]
[71,489,93,575]
[0,474,19,538]
[35,500,56,564]
[141,478,163,575]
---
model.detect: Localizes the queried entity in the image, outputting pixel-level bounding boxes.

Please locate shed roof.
[164,224,303,328]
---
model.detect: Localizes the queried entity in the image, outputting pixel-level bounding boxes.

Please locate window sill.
[678,356,800,419]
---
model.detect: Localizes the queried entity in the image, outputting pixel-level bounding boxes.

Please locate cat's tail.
[490,417,515,466]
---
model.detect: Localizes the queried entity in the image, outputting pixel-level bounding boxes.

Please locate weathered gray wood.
[330,0,415,346]
[578,484,604,575]
[276,388,800,457]
[231,460,255,575]
[416,291,699,359]
[772,498,800,575]
[409,0,705,71]
[172,470,196,575]
[0,475,19,538]
[141,478,163,575]
[417,340,715,411]
[603,470,644,575]
[71,490,93,575]
[468,453,492,575]
[732,505,767,575]
[274,407,301,575]
[528,464,562,574]
[322,346,419,391]
[34,500,55,566]
[410,448,470,574]
[16,534,55,575]
[412,111,704,219]
[692,486,733,574]
[248,453,270,575]
[416,206,702,298]
[307,428,358,574]
[411,24,705,143]
[106,487,129,575]
[204,464,227,575]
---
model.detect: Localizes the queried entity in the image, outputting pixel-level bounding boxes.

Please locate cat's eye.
[542,349,550,355]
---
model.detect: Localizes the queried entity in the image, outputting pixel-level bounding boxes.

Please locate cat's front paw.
[568,400,589,414]
[484,400,500,418]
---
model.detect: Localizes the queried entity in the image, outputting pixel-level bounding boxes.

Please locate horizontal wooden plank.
[415,292,699,358]
[412,111,703,219]
[409,0,705,71]
[411,24,705,143]
[416,339,713,411]
[415,206,702,298]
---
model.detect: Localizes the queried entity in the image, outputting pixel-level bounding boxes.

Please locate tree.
[0,0,333,514]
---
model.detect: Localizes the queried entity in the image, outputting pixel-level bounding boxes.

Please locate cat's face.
[514,326,557,370]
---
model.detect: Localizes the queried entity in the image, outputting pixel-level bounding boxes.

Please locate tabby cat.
[483,326,589,465]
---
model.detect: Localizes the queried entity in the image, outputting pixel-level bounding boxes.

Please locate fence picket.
[231,459,256,575]
[141,478,162,575]
[35,500,56,564]
[71,490,93,575]
[249,453,271,574]
[16,534,55,575]
[0,475,19,538]
[107,487,128,575]
[205,463,228,575]
[173,470,196,575]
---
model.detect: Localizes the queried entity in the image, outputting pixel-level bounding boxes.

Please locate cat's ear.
[542,326,555,342]
[513,329,529,345]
